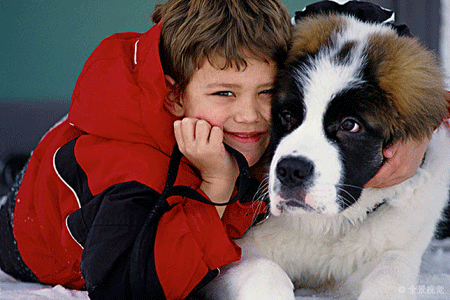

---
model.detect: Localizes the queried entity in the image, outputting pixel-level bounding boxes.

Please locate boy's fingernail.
[384,148,394,158]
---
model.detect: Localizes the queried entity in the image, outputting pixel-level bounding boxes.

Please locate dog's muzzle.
[272,156,317,213]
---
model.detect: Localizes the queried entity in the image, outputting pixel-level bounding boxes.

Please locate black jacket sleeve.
[67,181,166,299]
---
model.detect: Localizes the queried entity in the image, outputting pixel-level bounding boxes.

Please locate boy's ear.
[163,75,185,117]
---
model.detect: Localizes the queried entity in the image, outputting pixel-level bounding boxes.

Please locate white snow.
[0,271,88,299]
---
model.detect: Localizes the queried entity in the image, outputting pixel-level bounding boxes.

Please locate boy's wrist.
[200,179,235,204]
[200,179,235,218]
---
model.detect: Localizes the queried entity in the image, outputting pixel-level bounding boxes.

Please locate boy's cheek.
[261,106,271,123]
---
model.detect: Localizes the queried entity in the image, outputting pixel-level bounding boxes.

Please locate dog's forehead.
[301,55,364,117]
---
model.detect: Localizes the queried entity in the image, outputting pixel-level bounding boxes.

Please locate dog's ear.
[288,14,342,61]
[367,34,448,141]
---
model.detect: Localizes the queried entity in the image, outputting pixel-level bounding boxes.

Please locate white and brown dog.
[202,13,450,300]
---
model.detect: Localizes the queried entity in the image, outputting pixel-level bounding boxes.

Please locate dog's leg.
[200,257,295,300]
[340,250,420,300]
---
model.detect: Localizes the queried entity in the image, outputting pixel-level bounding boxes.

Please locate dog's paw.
[342,250,419,300]
[203,258,295,300]
[227,258,295,300]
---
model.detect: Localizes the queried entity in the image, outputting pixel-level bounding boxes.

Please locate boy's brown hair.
[152,0,292,92]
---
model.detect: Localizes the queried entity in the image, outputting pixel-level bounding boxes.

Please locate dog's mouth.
[276,187,311,210]
[273,187,318,215]
[276,198,315,213]
[270,184,340,216]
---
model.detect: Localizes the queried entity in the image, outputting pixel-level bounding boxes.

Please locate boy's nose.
[234,99,260,123]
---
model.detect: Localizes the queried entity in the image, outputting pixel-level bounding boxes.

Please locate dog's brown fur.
[367,33,448,141]
[289,14,344,62]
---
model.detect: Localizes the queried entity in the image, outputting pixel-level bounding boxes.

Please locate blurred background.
[0,0,448,157]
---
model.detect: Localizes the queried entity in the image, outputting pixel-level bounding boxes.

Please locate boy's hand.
[364,136,430,188]
[174,118,239,216]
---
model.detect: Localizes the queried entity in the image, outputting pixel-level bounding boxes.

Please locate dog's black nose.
[276,156,314,187]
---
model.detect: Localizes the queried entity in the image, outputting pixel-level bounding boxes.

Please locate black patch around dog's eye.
[273,102,303,136]
[279,110,295,130]
[324,85,387,140]
[323,86,387,210]
[271,67,306,142]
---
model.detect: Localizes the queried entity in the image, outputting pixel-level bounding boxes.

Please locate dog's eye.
[340,119,360,133]
[279,110,294,129]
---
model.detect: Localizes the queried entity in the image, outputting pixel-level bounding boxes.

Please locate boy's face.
[179,56,275,166]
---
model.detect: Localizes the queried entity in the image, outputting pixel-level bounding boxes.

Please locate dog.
[201,13,450,300]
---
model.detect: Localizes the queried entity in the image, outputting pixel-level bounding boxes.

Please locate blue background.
[0,0,311,101]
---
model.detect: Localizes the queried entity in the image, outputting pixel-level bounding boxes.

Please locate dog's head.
[269,14,448,216]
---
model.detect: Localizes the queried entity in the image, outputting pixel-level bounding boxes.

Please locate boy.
[0,1,291,299]
[0,0,436,299]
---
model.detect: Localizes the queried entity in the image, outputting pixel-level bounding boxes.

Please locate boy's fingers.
[365,156,400,188]
[364,167,389,188]
[180,118,197,144]
[383,147,396,158]
[209,126,224,146]
[173,120,185,148]
[195,120,212,144]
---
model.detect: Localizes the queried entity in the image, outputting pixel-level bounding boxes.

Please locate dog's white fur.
[201,15,450,300]
[204,127,450,300]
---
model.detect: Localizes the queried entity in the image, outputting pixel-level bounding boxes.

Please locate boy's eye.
[259,89,274,95]
[213,91,234,97]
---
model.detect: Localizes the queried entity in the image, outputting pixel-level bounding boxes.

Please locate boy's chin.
[240,150,264,167]
[224,136,268,166]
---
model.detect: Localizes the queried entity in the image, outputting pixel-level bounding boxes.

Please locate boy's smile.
[177,56,276,166]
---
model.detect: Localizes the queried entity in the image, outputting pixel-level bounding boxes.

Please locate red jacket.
[13,22,267,299]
